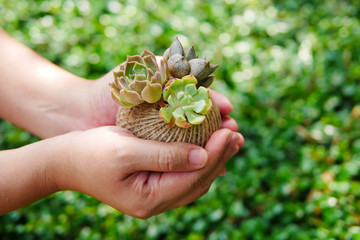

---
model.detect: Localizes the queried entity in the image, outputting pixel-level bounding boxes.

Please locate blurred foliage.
[1,0,360,239]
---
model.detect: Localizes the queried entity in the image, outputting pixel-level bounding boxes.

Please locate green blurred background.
[1,0,360,239]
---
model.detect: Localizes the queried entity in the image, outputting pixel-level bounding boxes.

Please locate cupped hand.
[52,126,243,219]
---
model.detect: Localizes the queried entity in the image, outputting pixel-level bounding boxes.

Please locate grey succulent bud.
[188,59,218,81]
[163,38,218,87]
[168,54,191,78]
[184,46,197,61]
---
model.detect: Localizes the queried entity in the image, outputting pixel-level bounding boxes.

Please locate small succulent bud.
[168,54,191,78]
[188,59,218,82]
[163,38,218,88]
[160,75,213,128]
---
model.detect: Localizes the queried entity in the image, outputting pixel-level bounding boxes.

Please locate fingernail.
[225,131,234,146]
[189,148,208,167]
[231,144,240,157]
[228,132,238,148]
[237,133,244,148]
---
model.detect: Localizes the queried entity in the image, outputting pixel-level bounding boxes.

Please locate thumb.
[127,139,208,172]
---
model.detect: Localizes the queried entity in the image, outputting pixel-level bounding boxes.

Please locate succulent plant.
[110,50,169,107]
[112,38,222,146]
[163,38,218,88]
[159,75,213,128]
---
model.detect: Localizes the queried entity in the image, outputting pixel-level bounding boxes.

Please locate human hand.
[50,126,243,218]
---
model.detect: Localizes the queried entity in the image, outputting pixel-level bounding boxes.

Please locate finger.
[237,132,245,148]
[209,89,233,116]
[137,130,244,216]
[125,138,208,173]
[217,133,244,176]
[170,130,241,209]
[149,129,234,213]
[221,116,238,131]
[204,130,240,180]
[219,167,227,176]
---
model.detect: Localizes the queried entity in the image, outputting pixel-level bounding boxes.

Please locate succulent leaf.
[160,59,169,85]
[160,75,212,128]
[188,59,211,81]
[169,38,184,56]
[110,50,168,107]
[129,80,146,93]
[185,111,206,125]
[184,46,196,61]
[163,38,218,87]
[185,83,197,95]
[197,75,214,88]
[193,99,207,113]
[141,83,162,103]
[120,88,143,106]
[182,75,198,85]
[163,48,170,60]
[151,72,162,84]
[159,107,174,123]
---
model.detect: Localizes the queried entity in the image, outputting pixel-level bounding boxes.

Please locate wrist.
[32,136,71,194]
[40,76,93,137]
[44,132,79,192]
[86,77,119,128]
[0,136,70,213]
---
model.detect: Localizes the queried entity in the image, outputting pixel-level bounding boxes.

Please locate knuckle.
[201,183,212,196]
[193,177,212,197]
[135,182,160,219]
[158,147,179,171]
[133,208,154,220]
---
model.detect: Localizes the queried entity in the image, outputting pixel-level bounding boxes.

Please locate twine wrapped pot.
[116,98,222,147]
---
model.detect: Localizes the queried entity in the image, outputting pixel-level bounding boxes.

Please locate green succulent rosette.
[163,38,218,88]
[159,75,213,128]
[110,50,169,107]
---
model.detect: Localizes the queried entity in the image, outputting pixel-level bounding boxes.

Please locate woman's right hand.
[1,125,243,218]
[51,126,243,219]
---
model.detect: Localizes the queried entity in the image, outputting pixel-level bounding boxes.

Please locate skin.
[0,28,244,218]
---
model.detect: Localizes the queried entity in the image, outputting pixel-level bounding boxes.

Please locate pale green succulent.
[110,50,169,107]
[163,38,218,88]
[159,75,213,128]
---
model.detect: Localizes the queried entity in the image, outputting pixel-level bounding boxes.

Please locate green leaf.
[193,99,207,113]
[142,54,158,73]
[169,78,184,94]
[129,80,147,94]
[182,75,198,85]
[172,107,186,121]
[185,111,206,125]
[159,107,174,123]
[141,83,162,103]
[110,87,136,107]
[176,91,185,100]
[185,83,197,96]
[192,87,209,102]
[120,88,143,105]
